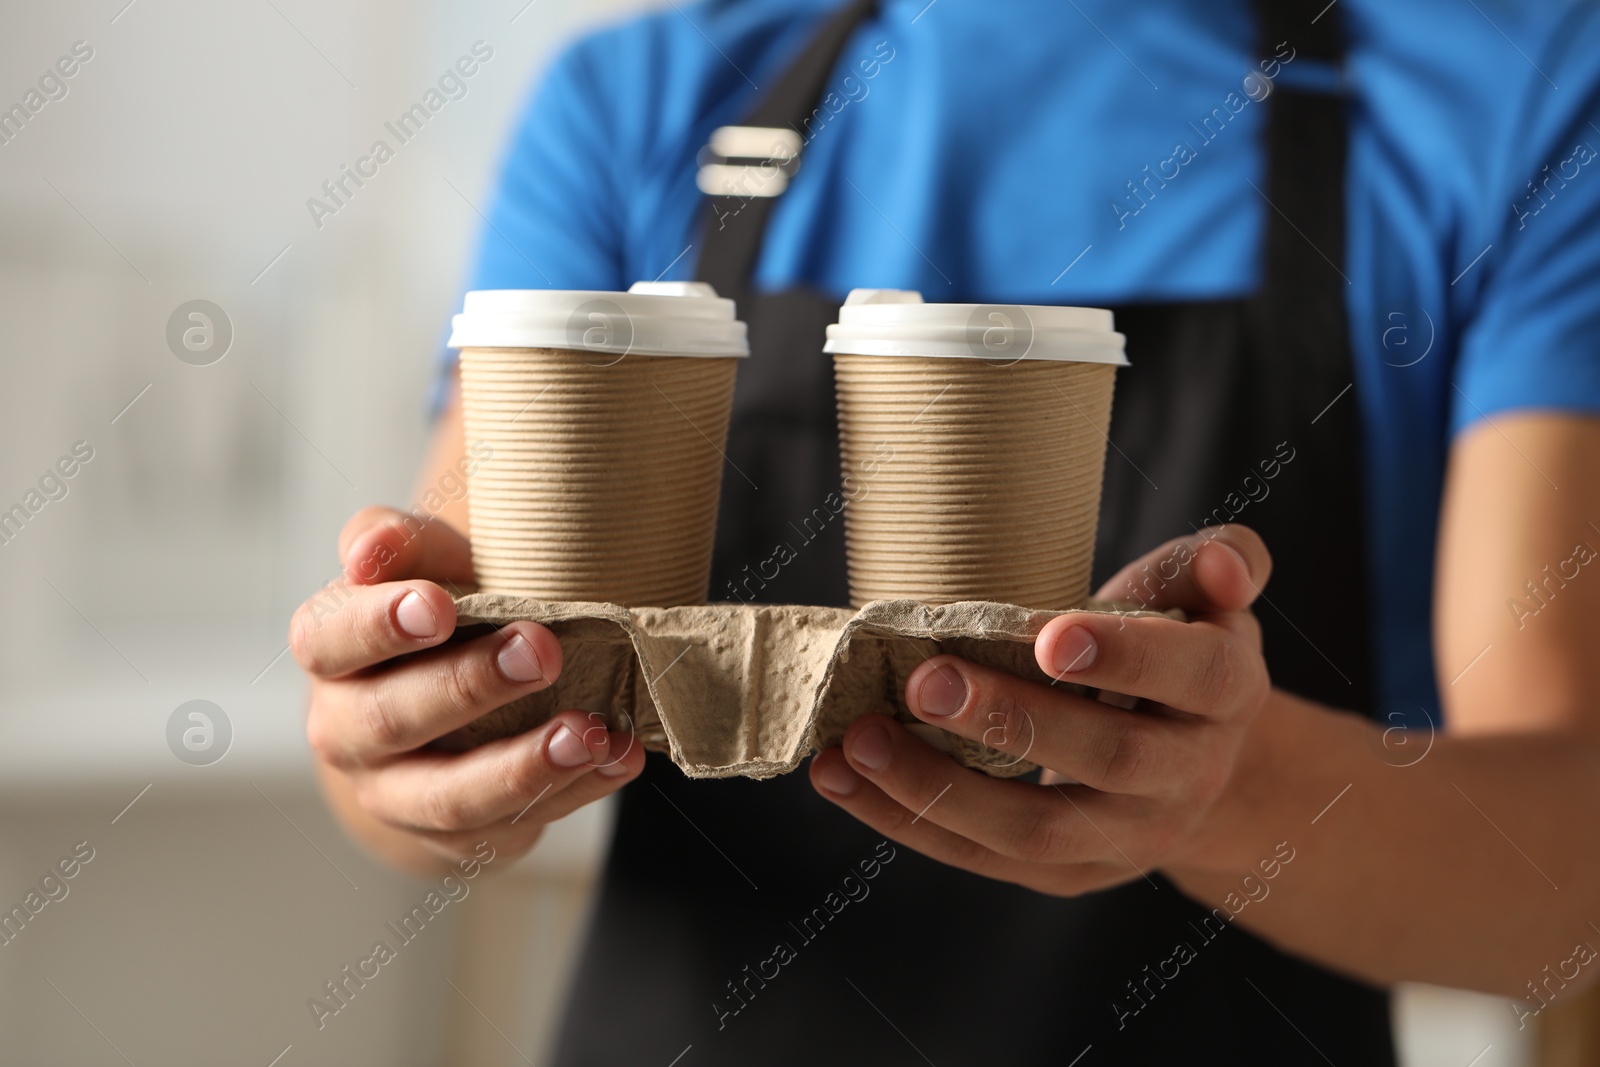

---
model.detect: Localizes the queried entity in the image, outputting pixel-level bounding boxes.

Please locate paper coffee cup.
[823,289,1127,609]
[448,282,748,605]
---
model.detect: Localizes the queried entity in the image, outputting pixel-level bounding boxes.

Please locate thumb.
[337,505,476,587]
[1094,524,1272,615]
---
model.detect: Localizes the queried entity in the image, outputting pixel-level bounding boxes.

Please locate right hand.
[292,506,644,870]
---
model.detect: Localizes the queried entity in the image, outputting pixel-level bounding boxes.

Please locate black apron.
[552,1,1391,1063]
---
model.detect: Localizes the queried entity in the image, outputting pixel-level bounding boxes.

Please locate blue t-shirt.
[457,0,1600,726]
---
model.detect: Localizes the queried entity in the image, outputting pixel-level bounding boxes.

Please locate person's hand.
[808,525,1272,895]
[293,506,644,869]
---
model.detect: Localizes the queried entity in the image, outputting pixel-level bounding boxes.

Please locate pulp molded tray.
[437,596,1168,779]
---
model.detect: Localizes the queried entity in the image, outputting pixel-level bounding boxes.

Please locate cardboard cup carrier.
[448,282,748,605]
[824,290,1128,610]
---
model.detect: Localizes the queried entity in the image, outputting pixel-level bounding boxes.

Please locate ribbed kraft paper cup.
[826,290,1126,610]
[449,283,747,605]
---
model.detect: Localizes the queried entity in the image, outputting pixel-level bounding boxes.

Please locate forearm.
[412,381,473,536]
[1167,689,1600,997]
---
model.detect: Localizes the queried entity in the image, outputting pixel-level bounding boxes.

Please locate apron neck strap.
[694,0,1349,312]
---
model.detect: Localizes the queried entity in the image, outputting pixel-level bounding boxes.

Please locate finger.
[904,655,1204,794]
[338,505,476,588]
[352,712,642,831]
[1093,524,1272,615]
[808,748,1073,891]
[811,749,1136,896]
[412,738,647,858]
[829,714,1145,866]
[1030,612,1267,716]
[291,580,458,678]
[308,621,563,765]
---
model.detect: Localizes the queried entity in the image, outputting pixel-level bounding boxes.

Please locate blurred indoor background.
[0,1,1584,1064]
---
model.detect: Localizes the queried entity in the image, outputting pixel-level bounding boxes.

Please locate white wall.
[0,0,654,748]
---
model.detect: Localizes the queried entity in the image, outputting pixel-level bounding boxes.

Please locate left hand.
[809,524,1273,895]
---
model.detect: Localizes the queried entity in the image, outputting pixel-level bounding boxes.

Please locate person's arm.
[811,414,1600,999]
[1166,413,1600,993]
[298,386,644,877]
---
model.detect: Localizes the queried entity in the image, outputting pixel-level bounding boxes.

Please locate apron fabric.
[551,1,1392,1063]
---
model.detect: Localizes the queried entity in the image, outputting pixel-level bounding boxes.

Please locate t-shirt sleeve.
[1451,21,1600,435]
[466,38,629,293]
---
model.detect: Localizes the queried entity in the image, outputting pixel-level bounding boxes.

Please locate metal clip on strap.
[696,125,805,198]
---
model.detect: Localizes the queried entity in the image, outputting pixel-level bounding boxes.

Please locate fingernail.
[1052,626,1099,675]
[914,665,967,718]
[497,633,545,684]
[395,591,438,639]
[816,758,861,797]
[848,722,892,772]
[548,725,590,768]
[596,758,633,778]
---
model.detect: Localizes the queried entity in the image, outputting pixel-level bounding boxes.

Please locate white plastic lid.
[447,281,748,357]
[823,289,1128,364]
